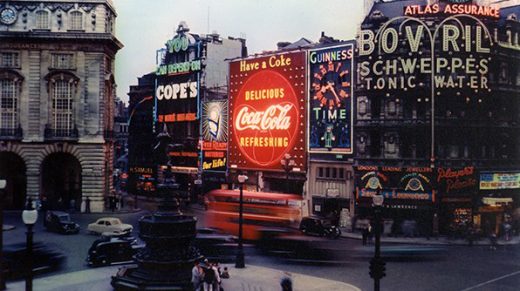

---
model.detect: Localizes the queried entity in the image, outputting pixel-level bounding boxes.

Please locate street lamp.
[22,198,38,291]
[280,153,295,193]
[0,179,6,290]
[235,174,248,269]
[369,193,385,291]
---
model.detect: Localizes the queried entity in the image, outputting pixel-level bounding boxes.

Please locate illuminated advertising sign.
[228,52,306,171]
[358,11,493,93]
[355,166,436,202]
[308,43,354,154]
[202,101,228,172]
[480,173,520,190]
[404,3,499,18]
[155,28,202,170]
[437,167,478,196]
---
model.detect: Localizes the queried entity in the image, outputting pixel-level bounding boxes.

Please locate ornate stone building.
[0,0,122,212]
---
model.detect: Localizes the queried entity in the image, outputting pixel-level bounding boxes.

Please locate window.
[1,52,20,68]
[317,166,346,180]
[69,11,83,30]
[51,53,75,69]
[50,78,75,136]
[0,79,19,131]
[36,10,49,29]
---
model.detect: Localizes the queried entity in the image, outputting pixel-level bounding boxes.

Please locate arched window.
[69,11,83,30]
[0,72,22,137]
[46,73,78,137]
[35,10,49,29]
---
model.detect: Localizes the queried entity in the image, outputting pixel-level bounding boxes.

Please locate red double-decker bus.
[204,190,303,240]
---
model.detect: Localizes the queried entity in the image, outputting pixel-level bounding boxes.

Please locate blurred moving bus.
[205,190,303,240]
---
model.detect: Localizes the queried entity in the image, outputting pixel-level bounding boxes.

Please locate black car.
[86,237,143,267]
[193,228,238,263]
[44,211,80,234]
[2,242,65,280]
[299,216,341,239]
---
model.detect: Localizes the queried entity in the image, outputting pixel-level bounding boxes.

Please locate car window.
[97,220,105,225]
[105,221,111,226]
[58,215,71,222]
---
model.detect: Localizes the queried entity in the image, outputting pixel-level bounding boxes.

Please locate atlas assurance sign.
[228,52,307,171]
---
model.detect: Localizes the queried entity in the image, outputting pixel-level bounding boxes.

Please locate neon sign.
[228,52,306,171]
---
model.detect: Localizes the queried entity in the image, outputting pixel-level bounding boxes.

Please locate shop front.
[354,166,436,236]
[478,172,520,237]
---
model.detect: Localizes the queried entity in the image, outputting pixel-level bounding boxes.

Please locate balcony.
[44,124,78,141]
[0,126,23,140]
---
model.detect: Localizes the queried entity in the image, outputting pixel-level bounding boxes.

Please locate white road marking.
[460,270,520,291]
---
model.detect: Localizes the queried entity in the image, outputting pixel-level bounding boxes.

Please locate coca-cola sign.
[229,52,307,171]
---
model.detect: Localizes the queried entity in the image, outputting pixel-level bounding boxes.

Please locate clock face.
[312,61,350,110]
[0,8,17,25]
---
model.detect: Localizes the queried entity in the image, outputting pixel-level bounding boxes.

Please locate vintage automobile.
[44,211,80,234]
[193,228,238,263]
[2,242,65,280]
[299,216,341,239]
[86,237,143,267]
[87,217,133,235]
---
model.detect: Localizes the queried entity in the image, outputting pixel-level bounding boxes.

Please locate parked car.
[87,217,133,235]
[193,228,238,263]
[86,237,143,267]
[2,242,65,280]
[299,216,341,239]
[44,211,80,234]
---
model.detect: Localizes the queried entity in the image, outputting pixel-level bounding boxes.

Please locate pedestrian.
[280,275,293,291]
[211,261,222,291]
[220,267,230,279]
[191,259,204,291]
[202,260,217,291]
[489,231,498,250]
[362,225,368,246]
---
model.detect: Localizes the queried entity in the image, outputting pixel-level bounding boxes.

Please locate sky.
[113,0,366,103]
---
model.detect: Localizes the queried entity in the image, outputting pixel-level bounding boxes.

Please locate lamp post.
[0,179,6,290]
[369,193,385,291]
[235,174,248,268]
[22,198,38,291]
[280,153,295,193]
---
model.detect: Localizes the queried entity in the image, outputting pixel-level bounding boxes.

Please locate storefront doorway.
[0,152,27,209]
[41,153,82,211]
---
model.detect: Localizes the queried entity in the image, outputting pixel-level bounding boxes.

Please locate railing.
[44,124,78,140]
[0,126,23,140]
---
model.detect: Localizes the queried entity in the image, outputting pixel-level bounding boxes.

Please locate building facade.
[354,0,520,236]
[0,0,122,212]
[126,23,246,203]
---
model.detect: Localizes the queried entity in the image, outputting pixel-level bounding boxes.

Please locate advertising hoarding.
[480,173,520,190]
[308,43,354,154]
[355,166,436,202]
[201,101,228,172]
[155,30,202,170]
[228,52,307,171]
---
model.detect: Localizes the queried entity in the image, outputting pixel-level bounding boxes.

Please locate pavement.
[6,264,361,291]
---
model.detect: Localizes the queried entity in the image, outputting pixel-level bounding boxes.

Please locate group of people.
[191,259,229,291]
